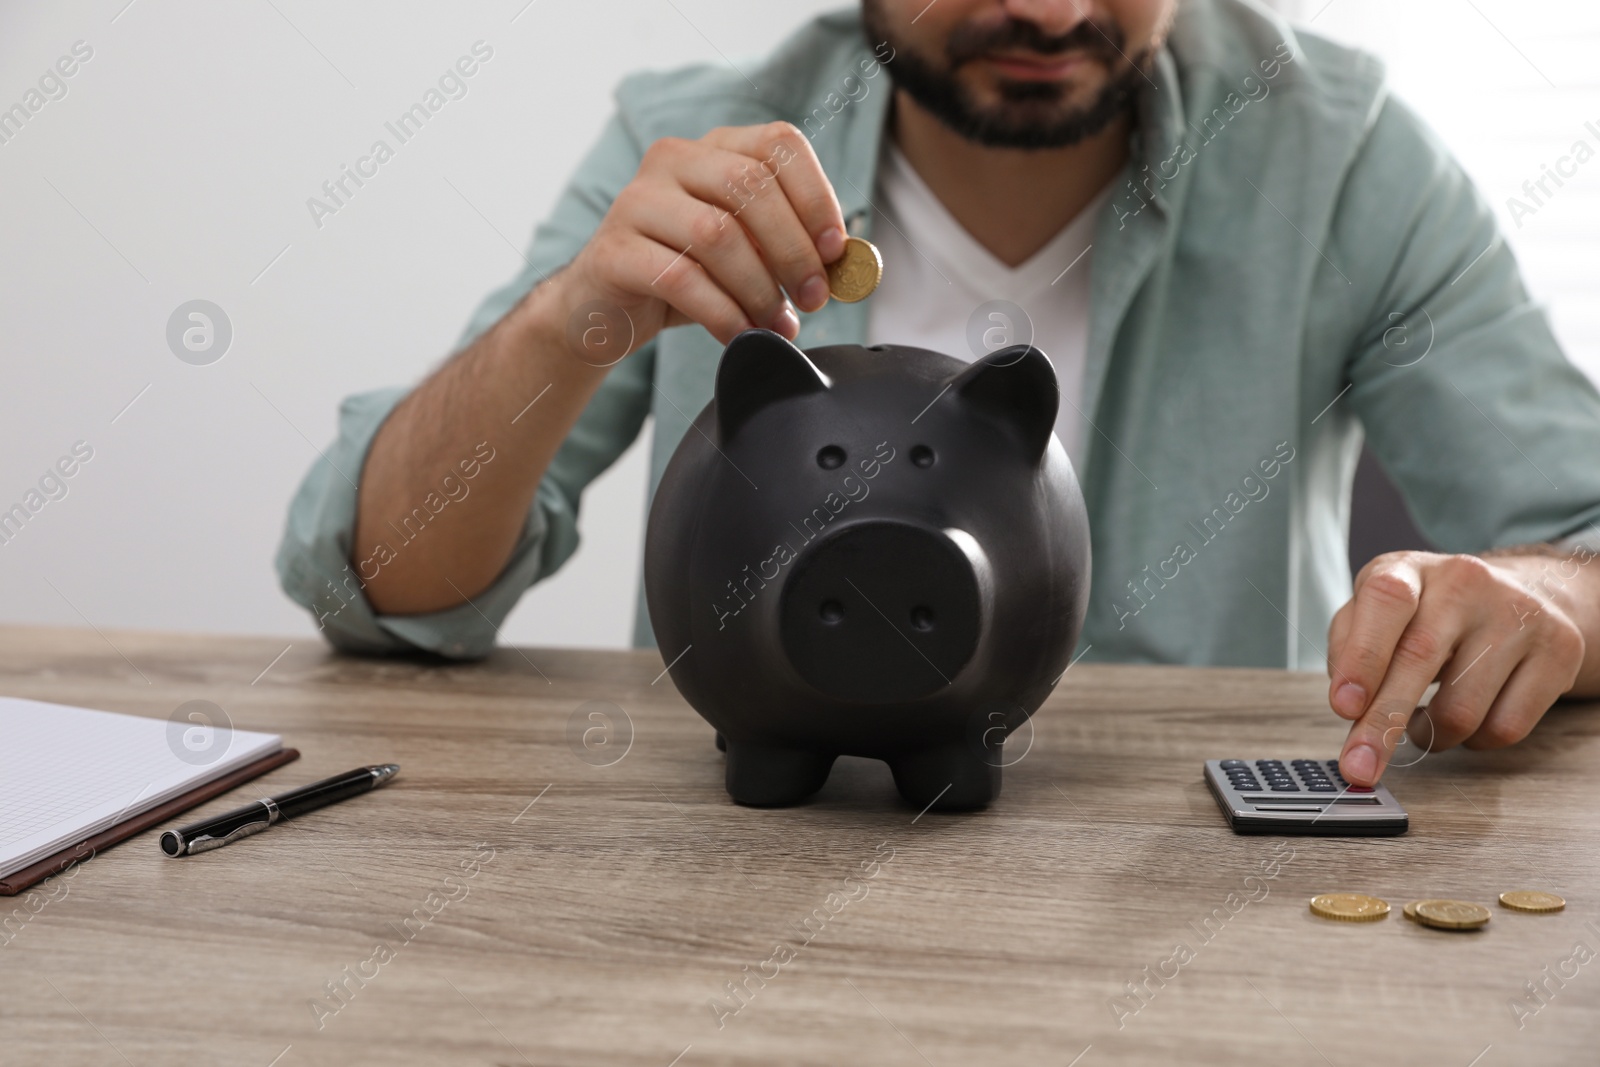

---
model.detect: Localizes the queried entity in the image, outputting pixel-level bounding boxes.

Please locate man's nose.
[996,0,1092,38]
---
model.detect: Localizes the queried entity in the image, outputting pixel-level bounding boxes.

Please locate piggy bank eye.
[816,445,846,470]
[910,445,936,468]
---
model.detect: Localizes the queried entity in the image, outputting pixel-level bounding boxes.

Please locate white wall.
[0,0,843,649]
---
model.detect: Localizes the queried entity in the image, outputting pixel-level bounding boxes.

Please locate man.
[276,0,1600,789]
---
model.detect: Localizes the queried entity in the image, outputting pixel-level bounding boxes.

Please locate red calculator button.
[1347,785,1374,793]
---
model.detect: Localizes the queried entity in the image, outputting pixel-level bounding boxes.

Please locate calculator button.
[1347,785,1374,793]
[1220,760,1247,769]
[1270,783,1299,791]
[1307,784,1337,792]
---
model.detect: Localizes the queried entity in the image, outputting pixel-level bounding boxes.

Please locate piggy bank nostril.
[819,599,844,624]
[909,605,935,631]
[910,445,936,468]
[816,445,846,470]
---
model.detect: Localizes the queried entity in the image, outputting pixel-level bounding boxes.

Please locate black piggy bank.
[644,328,1090,811]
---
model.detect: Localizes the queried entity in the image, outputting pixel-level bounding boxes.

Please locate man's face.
[861,0,1176,149]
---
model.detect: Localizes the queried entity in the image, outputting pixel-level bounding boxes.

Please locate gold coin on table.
[1499,890,1566,913]
[1309,893,1391,922]
[1413,899,1491,930]
[825,236,883,303]
[1403,901,1422,922]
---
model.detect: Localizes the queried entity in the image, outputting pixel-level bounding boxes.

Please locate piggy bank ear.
[715,328,832,442]
[949,345,1059,464]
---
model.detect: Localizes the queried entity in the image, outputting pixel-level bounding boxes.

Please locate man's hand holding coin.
[554,121,853,353]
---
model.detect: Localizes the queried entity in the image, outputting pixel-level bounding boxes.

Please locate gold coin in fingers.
[825,236,883,302]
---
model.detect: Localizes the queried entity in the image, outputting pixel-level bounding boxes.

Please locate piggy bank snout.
[778,520,984,704]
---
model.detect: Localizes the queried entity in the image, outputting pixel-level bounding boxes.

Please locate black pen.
[159,764,399,857]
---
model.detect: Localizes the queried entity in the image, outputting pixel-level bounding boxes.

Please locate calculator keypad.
[1221,758,1349,794]
[1206,756,1408,835]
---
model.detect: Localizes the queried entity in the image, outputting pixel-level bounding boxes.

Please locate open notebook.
[0,696,283,881]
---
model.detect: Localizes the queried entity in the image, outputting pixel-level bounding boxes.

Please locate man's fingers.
[631,233,754,345]
[607,122,847,345]
[626,174,792,336]
[675,143,831,313]
[1463,637,1581,751]
[1327,557,1424,720]
[704,122,847,263]
[1326,599,1352,679]
[1406,637,1516,752]
[1340,600,1463,785]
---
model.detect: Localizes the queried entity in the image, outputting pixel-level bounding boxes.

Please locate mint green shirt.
[275,0,1600,667]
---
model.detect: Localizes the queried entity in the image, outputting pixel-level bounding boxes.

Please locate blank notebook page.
[0,696,281,879]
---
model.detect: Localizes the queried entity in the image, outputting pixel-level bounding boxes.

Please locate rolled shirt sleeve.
[1338,96,1600,554]
[274,106,657,658]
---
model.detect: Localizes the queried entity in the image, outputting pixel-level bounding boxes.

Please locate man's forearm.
[353,270,612,616]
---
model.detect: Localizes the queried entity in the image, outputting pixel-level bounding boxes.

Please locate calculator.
[1204,758,1408,836]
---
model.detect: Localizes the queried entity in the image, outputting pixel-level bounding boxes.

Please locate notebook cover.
[0,746,301,896]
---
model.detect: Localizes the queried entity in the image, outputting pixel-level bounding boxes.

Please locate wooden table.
[2,625,1598,1066]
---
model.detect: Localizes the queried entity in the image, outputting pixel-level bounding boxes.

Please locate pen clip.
[181,797,280,855]
[183,818,272,855]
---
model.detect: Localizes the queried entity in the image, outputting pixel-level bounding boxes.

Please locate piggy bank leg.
[714,732,726,752]
[888,746,1001,812]
[723,741,836,806]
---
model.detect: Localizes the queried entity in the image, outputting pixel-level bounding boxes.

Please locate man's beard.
[860,0,1153,149]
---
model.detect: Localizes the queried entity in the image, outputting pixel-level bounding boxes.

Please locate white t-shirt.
[863,140,1110,472]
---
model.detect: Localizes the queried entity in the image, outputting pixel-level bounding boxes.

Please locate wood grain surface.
[1,624,1598,1066]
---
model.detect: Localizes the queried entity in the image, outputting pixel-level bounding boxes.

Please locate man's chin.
[962,70,1102,108]
[967,89,1108,127]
